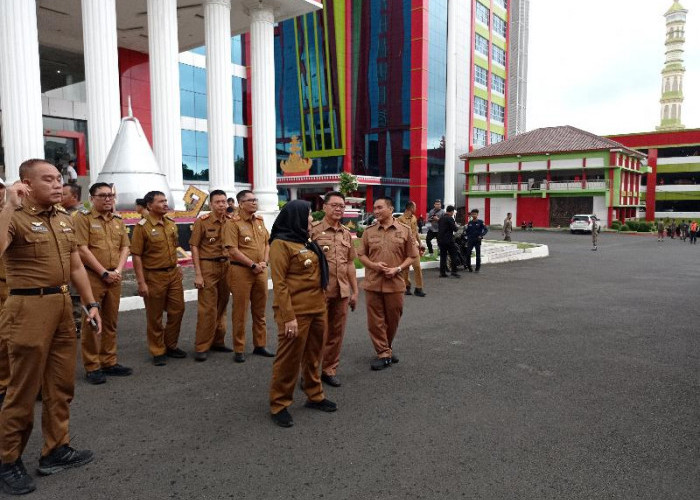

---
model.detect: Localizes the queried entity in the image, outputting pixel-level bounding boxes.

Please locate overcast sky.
[526,0,699,136]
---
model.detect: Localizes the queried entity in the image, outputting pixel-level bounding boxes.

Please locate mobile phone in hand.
[82,305,98,329]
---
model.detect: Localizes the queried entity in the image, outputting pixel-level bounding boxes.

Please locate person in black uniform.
[463,209,488,272]
[437,206,461,278]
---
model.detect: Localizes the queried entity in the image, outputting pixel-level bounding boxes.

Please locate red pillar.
[646,149,657,222]
[365,186,373,212]
[409,0,429,217]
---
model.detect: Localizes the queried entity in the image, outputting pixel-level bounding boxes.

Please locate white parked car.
[569,214,600,234]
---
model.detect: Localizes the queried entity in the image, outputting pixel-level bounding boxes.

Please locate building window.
[473,127,486,148]
[490,132,504,144]
[179,64,207,119]
[493,15,507,38]
[476,2,490,26]
[474,96,487,117]
[474,65,488,86]
[492,44,506,66]
[181,129,209,181]
[475,34,489,57]
[491,74,505,94]
[491,102,505,123]
[493,0,507,8]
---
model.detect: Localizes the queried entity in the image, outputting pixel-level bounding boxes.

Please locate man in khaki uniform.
[398,201,426,297]
[223,189,274,362]
[0,178,8,406]
[191,190,232,361]
[75,182,132,385]
[310,191,358,387]
[131,191,186,366]
[0,160,101,495]
[357,197,418,371]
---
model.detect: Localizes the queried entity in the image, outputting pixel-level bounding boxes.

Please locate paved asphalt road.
[18,231,699,499]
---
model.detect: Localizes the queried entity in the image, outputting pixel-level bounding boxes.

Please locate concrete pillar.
[0,0,44,181]
[82,0,122,184]
[289,187,298,201]
[250,5,279,224]
[147,0,185,207]
[205,0,236,196]
[443,0,457,206]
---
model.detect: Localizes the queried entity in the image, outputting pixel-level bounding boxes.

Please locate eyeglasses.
[93,194,115,199]
[325,203,345,210]
[240,198,258,203]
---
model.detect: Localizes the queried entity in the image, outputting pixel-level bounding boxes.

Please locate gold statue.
[280,136,312,173]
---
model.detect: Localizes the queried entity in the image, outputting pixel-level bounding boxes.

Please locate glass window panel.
[234,136,248,183]
[476,2,490,26]
[193,67,207,94]
[180,89,195,117]
[190,46,206,56]
[181,130,196,156]
[194,93,207,119]
[182,155,197,180]
[195,131,208,157]
[493,15,507,37]
[475,65,488,86]
[491,102,505,122]
[475,34,489,56]
[473,127,486,147]
[179,63,194,92]
[231,36,243,65]
[490,132,504,144]
[492,45,506,65]
[196,156,209,181]
[474,96,487,116]
[492,74,505,94]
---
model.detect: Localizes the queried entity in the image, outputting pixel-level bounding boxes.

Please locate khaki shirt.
[130,214,179,269]
[74,207,130,271]
[357,218,418,293]
[189,213,229,259]
[4,204,76,289]
[223,212,269,263]
[397,212,420,244]
[270,239,326,323]
[310,219,356,299]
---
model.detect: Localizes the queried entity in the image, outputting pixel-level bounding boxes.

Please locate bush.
[620,224,630,232]
[637,221,652,232]
[311,210,325,222]
[626,220,639,231]
[610,220,622,230]
[355,227,364,238]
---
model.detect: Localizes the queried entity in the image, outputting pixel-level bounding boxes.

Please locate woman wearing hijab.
[268,200,336,427]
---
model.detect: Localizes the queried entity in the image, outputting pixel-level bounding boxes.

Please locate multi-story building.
[460,126,646,228]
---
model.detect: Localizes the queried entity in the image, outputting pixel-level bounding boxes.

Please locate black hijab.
[269,200,329,289]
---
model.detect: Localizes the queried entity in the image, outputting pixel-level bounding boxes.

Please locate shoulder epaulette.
[199,213,211,220]
[79,207,91,215]
[397,219,411,229]
[340,223,350,231]
[254,214,264,221]
[138,218,148,226]
[164,214,174,221]
[113,213,122,219]
[55,204,67,214]
[311,220,322,227]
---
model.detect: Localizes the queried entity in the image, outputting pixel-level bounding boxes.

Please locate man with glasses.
[223,190,274,362]
[74,183,132,384]
[310,191,358,387]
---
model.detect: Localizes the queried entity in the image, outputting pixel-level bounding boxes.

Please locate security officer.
[191,190,233,361]
[223,189,274,362]
[357,197,418,371]
[398,201,426,297]
[0,160,101,495]
[131,190,186,366]
[463,208,488,272]
[75,182,132,385]
[310,191,358,387]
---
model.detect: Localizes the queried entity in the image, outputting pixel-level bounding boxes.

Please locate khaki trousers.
[401,256,423,289]
[270,311,326,414]
[0,293,76,462]
[321,296,349,376]
[81,273,121,372]
[228,266,267,353]
[143,268,185,357]
[194,260,229,352]
[365,290,404,359]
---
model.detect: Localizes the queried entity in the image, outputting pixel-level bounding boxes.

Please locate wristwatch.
[87,302,101,311]
[250,262,257,269]
[101,271,109,279]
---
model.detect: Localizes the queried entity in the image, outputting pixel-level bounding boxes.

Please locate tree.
[338,172,358,197]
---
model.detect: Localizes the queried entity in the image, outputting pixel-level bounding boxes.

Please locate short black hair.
[324,191,345,204]
[227,197,235,203]
[209,189,227,202]
[405,201,416,211]
[446,205,455,213]
[135,198,147,208]
[236,189,254,203]
[18,159,54,180]
[64,183,81,199]
[375,196,394,208]
[89,182,111,196]
[470,208,479,214]
[144,190,165,207]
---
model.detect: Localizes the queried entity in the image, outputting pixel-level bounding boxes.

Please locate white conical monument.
[657,0,688,131]
[97,100,174,211]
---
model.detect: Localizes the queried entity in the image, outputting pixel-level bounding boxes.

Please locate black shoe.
[299,377,304,390]
[234,352,246,363]
[166,348,187,358]
[253,347,275,357]
[85,370,106,385]
[304,398,338,412]
[0,391,4,408]
[321,373,342,387]
[271,408,294,428]
[405,287,412,296]
[474,268,480,273]
[194,351,208,362]
[450,273,461,278]
[37,445,93,476]
[439,274,449,278]
[466,267,473,272]
[370,357,391,371]
[153,355,167,366]
[413,288,426,297]
[0,459,36,495]
[101,364,132,376]
[391,354,399,364]
[210,344,233,353]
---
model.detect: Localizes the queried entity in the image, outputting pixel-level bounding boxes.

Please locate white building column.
[0,0,44,182]
[147,0,185,208]
[204,0,235,197]
[288,187,298,200]
[443,0,457,206]
[82,0,122,184]
[250,5,279,223]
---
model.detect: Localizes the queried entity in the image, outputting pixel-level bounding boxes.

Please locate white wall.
[592,195,607,227]
[467,197,485,217]
[490,197,517,226]
[454,0,472,206]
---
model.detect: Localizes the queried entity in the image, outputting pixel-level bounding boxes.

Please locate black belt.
[230,261,245,267]
[145,266,176,272]
[10,284,70,296]
[201,257,228,262]
[0,278,6,283]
